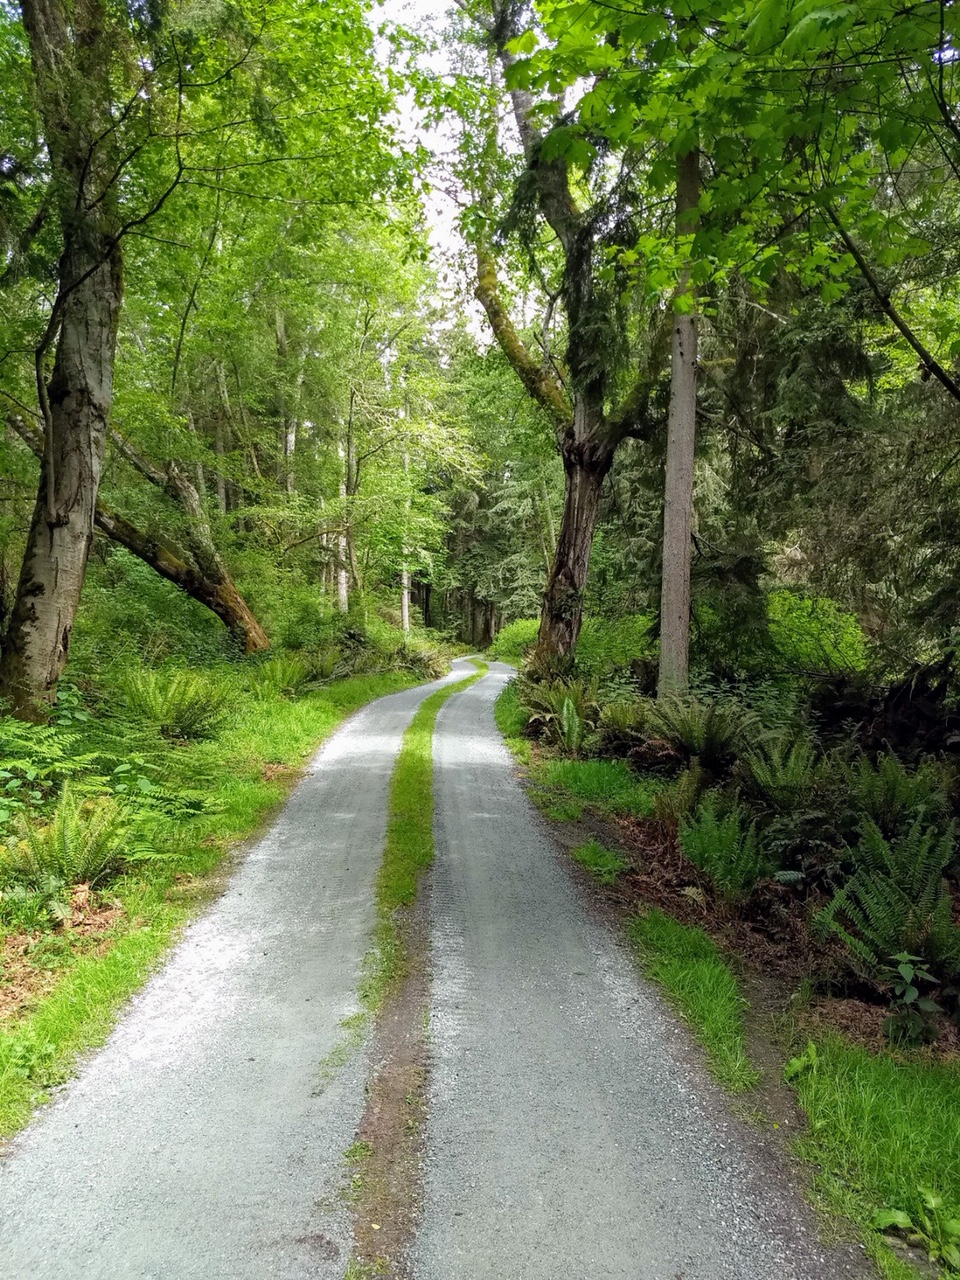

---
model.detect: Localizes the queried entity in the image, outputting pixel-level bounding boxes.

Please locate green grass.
[0,667,424,1138]
[629,909,760,1092]
[364,661,488,1010]
[572,838,628,884]
[790,1035,960,1276]
[536,758,662,818]
[494,680,531,764]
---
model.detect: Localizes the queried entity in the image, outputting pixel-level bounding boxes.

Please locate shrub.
[489,618,540,664]
[597,699,649,755]
[742,737,819,812]
[0,877,71,931]
[519,676,599,750]
[816,819,960,980]
[844,753,951,840]
[251,654,312,700]
[646,694,757,775]
[680,797,767,903]
[119,668,232,739]
[767,590,868,673]
[575,614,655,676]
[0,790,135,890]
[653,763,704,828]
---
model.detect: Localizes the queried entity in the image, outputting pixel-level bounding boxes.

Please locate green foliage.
[488,618,540,664]
[597,699,648,755]
[118,668,234,741]
[791,1035,960,1274]
[874,1188,960,1273]
[879,953,942,1046]
[538,758,661,817]
[574,615,655,677]
[0,877,71,932]
[653,763,705,828]
[817,820,959,979]
[251,655,311,700]
[680,797,767,903]
[571,838,628,884]
[767,592,868,674]
[646,695,757,775]
[0,790,139,890]
[494,680,530,741]
[630,910,759,1091]
[742,738,819,811]
[844,754,951,841]
[518,676,599,749]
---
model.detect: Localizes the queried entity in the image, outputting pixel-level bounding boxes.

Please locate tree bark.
[0,0,123,718]
[658,146,701,697]
[536,430,614,663]
[8,416,270,653]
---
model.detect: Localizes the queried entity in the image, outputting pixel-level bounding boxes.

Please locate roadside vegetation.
[497,597,960,1278]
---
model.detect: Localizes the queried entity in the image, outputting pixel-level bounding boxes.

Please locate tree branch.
[475,248,571,431]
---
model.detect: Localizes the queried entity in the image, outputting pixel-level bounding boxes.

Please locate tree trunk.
[0,0,123,717]
[658,146,701,698]
[7,415,269,655]
[534,425,613,666]
[95,506,268,652]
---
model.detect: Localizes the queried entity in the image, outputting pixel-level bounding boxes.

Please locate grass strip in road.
[347,660,487,1277]
[364,661,488,1012]
[0,668,426,1139]
[629,909,761,1093]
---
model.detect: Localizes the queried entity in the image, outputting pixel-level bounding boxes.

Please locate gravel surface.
[414,662,874,1280]
[0,661,473,1280]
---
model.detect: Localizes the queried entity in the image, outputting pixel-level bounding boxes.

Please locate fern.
[845,754,950,839]
[653,763,704,827]
[680,796,767,903]
[743,737,818,811]
[119,668,233,739]
[646,695,757,774]
[0,787,147,889]
[817,819,960,978]
[519,676,599,749]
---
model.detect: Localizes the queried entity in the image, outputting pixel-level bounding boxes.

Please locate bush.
[597,699,649,755]
[519,676,599,752]
[645,694,757,776]
[489,618,540,664]
[844,754,951,841]
[816,819,960,980]
[0,790,136,890]
[767,590,868,673]
[741,737,819,812]
[575,614,655,676]
[251,654,312,700]
[680,797,767,903]
[119,668,233,739]
[653,763,704,828]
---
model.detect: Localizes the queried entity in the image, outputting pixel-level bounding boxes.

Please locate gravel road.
[0,660,473,1280]
[414,662,872,1280]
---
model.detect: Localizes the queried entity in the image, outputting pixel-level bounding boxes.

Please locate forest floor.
[0,661,878,1279]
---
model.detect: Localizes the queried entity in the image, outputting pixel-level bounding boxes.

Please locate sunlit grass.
[629,909,760,1092]
[367,663,487,1010]
[537,758,662,818]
